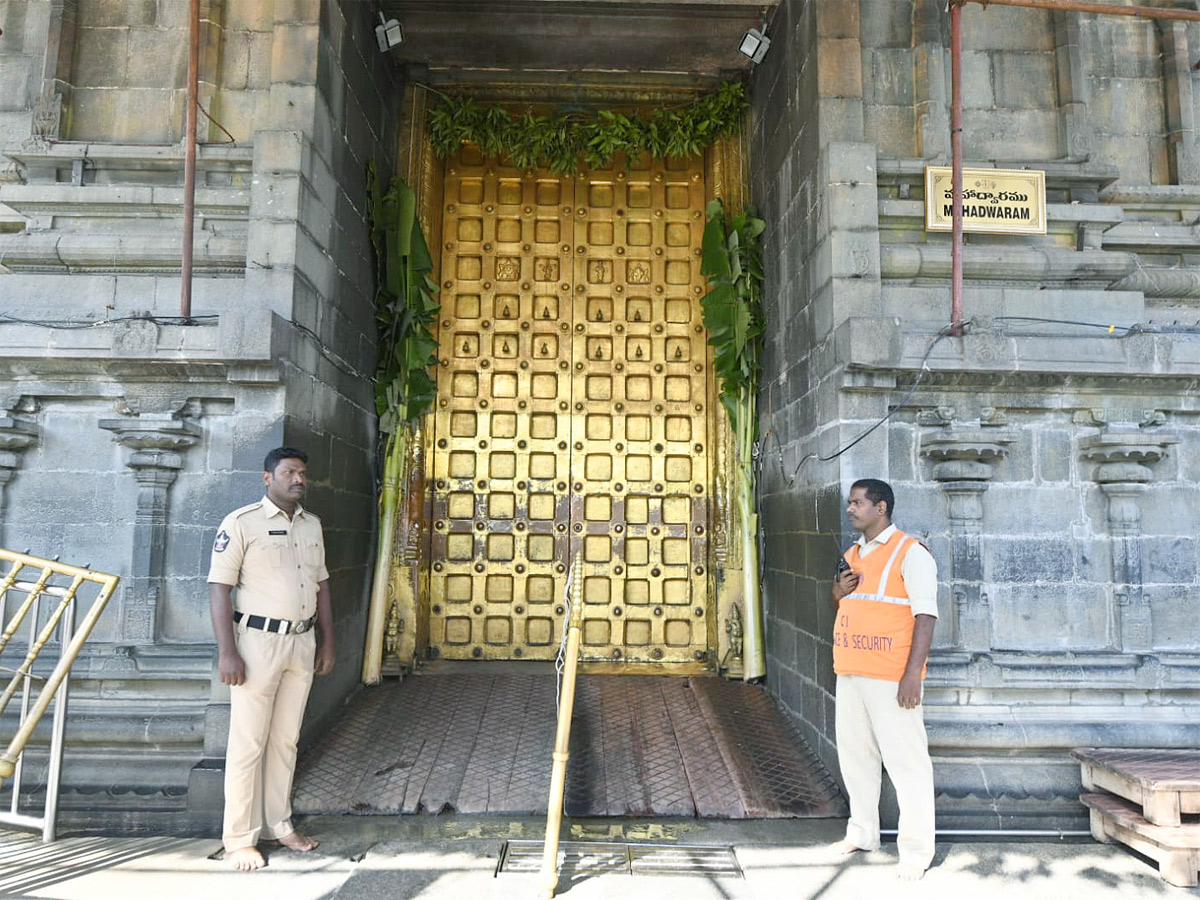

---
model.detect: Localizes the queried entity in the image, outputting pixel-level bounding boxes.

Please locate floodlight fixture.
[376,13,403,52]
[738,27,770,64]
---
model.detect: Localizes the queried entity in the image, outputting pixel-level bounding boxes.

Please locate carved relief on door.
[430,145,709,665]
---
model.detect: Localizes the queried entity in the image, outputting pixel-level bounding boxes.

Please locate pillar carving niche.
[1053,11,1096,165]
[1157,19,1200,185]
[0,415,39,530]
[100,415,201,643]
[921,427,1015,652]
[1080,431,1179,653]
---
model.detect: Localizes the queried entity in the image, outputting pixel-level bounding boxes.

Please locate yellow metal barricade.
[0,548,119,841]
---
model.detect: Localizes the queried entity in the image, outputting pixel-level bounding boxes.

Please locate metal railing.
[0,549,120,842]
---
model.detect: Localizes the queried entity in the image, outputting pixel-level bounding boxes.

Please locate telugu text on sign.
[924,166,1046,235]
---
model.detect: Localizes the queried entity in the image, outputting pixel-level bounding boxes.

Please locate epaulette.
[229,502,263,519]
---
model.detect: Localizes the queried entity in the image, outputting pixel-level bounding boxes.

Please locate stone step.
[1072,748,1200,827]
[1081,792,1200,888]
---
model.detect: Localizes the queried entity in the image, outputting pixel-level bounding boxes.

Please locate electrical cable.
[758,311,1200,490]
[287,318,372,382]
[994,315,1136,333]
[0,313,217,329]
[758,323,955,489]
[994,315,1200,336]
[196,100,237,146]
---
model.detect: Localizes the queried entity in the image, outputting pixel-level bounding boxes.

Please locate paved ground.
[1,814,1195,899]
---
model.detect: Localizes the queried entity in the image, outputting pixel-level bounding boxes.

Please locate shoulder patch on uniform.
[213,530,231,553]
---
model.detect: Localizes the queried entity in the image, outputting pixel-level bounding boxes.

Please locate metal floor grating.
[292,674,846,818]
[497,840,743,877]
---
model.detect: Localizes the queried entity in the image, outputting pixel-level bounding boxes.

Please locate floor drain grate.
[496,840,742,878]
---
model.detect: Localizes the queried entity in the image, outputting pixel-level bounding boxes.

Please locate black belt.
[233,611,316,635]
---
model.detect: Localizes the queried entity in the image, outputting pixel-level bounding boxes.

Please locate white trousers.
[223,624,315,852]
[835,673,935,870]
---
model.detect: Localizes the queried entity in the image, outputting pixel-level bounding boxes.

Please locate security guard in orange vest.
[208,447,335,871]
[831,478,937,881]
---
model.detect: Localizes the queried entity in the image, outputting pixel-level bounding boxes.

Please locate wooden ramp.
[1075,748,1200,887]
[293,674,845,819]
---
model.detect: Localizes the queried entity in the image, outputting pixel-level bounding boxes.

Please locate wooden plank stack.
[1073,748,1200,887]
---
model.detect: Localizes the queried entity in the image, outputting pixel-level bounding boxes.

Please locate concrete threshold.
[0,813,1186,900]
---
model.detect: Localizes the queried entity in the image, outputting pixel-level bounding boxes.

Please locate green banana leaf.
[367,162,442,432]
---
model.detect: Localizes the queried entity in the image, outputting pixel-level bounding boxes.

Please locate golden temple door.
[429,145,712,666]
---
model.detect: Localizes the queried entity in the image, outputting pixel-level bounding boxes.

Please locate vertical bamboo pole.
[539,554,584,900]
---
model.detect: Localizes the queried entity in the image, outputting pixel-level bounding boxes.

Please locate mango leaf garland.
[429,81,747,174]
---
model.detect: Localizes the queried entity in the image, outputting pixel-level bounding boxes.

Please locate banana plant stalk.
[362,423,408,684]
[700,199,766,680]
[362,165,440,684]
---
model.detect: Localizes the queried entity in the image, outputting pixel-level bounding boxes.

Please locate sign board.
[924,166,1046,235]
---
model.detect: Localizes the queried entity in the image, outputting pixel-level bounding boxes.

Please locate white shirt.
[854,524,939,618]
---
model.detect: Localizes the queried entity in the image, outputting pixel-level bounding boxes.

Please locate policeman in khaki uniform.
[208,447,335,871]
[831,478,937,881]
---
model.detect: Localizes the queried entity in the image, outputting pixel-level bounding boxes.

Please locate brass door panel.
[569,156,709,665]
[430,146,709,664]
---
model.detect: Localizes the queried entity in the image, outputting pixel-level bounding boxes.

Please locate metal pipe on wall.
[948,0,1200,333]
[180,0,200,319]
[960,0,1200,22]
[950,1,964,335]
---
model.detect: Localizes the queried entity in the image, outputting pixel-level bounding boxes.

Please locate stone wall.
[754,0,1200,828]
[0,0,400,811]
[752,0,884,788]
[68,0,189,143]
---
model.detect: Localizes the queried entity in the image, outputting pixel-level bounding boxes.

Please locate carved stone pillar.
[100,416,201,643]
[1054,12,1096,165]
[1081,432,1179,653]
[912,0,951,159]
[1158,20,1200,185]
[0,415,39,530]
[921,428,1014,651]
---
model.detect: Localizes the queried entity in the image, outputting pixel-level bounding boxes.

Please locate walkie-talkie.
[831,529,852,577]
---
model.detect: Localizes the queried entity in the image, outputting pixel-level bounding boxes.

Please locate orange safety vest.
[833,529,925,682]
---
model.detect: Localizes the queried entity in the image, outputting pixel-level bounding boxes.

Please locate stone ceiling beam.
[379,1,780,78]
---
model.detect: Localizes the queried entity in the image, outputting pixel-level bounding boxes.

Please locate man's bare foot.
[275,831,319,852]
[831,839,866,855]
[227,847,266,871]
[896,863,926,881]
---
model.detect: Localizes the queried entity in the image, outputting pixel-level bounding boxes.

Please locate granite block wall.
[0,0,400,810]
[754,0,1200,828]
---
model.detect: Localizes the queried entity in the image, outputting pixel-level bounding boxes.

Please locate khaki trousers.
[835,673,936,870]
[223,623,315,852]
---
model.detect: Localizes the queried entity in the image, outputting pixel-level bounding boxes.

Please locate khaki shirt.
[207,496,329,621]
[854,524,939,619]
